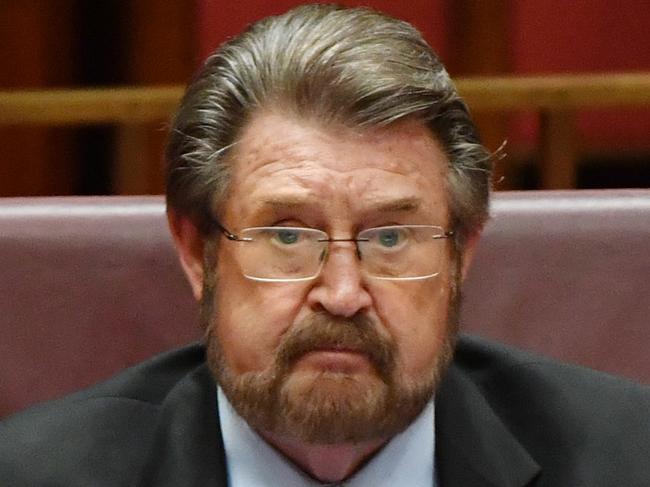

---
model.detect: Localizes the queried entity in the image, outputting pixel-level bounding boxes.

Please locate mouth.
[294,346,372,374]
[313,344,363,353]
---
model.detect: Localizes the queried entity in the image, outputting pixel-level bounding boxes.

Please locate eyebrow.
[258,196,317,211]
[258,196,422,213]
[369,197,422,214]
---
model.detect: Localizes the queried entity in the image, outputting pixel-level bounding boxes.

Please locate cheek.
[373,277,451,375]
[213,272,307,374]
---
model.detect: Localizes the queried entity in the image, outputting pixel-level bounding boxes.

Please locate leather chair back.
[462,190,650,384]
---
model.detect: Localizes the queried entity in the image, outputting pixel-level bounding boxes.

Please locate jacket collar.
[135,364,228,486]
[435,363,541,487]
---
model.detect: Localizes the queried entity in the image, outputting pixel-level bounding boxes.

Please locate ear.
[459,230,482,281]
[167,210,205,301]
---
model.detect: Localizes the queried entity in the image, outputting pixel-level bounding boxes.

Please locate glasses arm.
[211,220,240,241]
[433,230,454,239]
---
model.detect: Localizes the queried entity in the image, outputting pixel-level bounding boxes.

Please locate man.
[1,4,649,486]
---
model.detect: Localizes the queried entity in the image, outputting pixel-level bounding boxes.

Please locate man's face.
[203,111,458,444]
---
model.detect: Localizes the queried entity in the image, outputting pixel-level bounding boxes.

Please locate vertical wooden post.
[446,0,516,189]
[112,0,196,195]
[114,125,150,195]
[539,110,578,189]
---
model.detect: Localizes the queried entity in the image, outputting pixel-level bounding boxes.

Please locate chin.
[276,369,395,444]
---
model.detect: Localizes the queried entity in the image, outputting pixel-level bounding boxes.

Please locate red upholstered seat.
[1,190,648,417]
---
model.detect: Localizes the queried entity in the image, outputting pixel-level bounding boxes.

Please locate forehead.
[223,111,449,222]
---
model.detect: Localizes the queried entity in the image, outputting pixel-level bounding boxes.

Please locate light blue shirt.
[217,387,437,486]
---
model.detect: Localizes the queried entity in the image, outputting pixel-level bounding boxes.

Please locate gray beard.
[202,303,458,444]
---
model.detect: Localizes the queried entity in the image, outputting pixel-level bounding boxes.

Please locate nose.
[306,241,373,317]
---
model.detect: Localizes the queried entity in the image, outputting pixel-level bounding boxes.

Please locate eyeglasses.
[212,222,454,282]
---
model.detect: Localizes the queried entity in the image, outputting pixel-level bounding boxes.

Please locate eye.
[274,228,301,245]
[377,228,402,248]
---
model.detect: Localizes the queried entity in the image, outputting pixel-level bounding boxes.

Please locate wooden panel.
[0,87,183,125]
[122,1,198,83]
[2,74,650,194]
[447,0,511,76]
[458,74,650,110]
[2,74,649,126]
[0,1,76,196]
[114,0,197,195]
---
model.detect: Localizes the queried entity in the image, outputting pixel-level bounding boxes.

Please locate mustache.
[274,312,395,380]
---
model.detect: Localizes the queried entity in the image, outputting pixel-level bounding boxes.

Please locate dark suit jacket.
[1,335,649,486]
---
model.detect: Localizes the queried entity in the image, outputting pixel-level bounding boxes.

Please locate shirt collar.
[217,387,437,487]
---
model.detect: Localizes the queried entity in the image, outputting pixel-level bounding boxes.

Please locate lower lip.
[296,349,371,374]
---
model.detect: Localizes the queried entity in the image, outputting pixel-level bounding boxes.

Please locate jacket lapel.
[134,364,228,486]
[435,364,540,487]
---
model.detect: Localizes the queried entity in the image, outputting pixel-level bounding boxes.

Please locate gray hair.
[166,4,492,248]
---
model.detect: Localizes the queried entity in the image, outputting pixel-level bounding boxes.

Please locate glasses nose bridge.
[318,237,363,268]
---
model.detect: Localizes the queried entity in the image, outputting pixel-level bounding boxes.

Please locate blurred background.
[1,0,649,198]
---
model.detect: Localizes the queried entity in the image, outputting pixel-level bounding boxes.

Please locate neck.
[260,432,387,483]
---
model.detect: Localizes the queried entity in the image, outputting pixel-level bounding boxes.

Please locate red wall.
[196,1,650,152]
[512,1,650,73]
[197,0,448,62]
[511,1,650,150]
